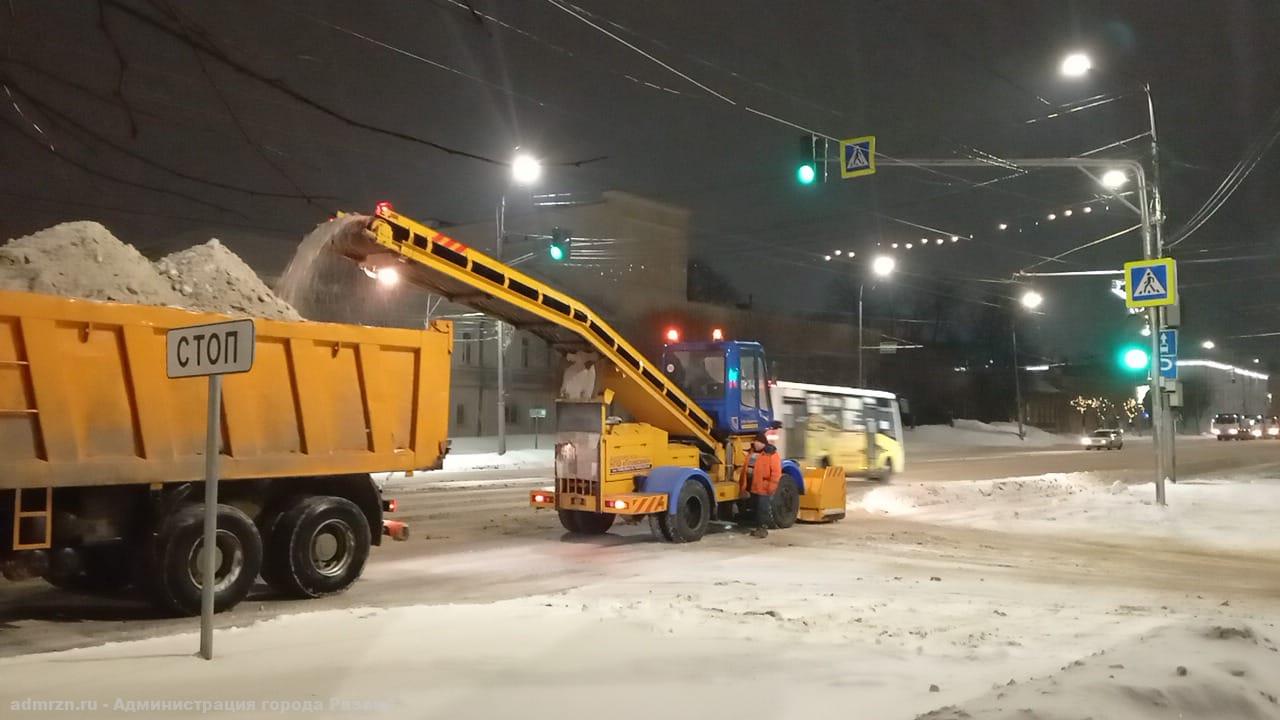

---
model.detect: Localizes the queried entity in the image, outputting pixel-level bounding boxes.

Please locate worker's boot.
[749,527,769,539]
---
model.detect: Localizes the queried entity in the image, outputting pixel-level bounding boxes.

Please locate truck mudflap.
[798,466,847,523]
[382,520,410,541]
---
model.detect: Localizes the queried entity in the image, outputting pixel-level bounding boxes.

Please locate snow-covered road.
[3,470,1278,719]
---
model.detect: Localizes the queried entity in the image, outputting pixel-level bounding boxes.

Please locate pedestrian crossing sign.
[839,135,876,179]
[1123,258,1177,308]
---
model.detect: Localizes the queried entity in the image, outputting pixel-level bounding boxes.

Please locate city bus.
[768,381,906,480]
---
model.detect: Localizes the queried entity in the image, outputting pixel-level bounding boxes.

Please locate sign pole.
[199,373,222,660]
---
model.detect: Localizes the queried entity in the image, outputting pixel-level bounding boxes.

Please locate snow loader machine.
[332,204,848,542]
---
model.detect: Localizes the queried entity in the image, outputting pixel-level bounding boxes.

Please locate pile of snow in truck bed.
[0,221,300,321]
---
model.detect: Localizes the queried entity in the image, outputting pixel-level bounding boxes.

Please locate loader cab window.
[665,349,725,400]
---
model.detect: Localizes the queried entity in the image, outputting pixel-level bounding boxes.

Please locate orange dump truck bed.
[0,290,452,490]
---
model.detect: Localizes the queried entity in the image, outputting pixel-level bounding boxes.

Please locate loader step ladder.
[13,487,52,550]
[344,206,718,450]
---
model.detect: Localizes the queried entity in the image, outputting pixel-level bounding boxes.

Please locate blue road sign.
[839,135,876,179]
[1123,258,1177,308]
[1159,329,1177,357]
[1159,356,1177,379]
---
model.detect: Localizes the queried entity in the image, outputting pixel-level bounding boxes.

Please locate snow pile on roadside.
[0,221,301,320]
[443,448,552,472]
[921,623,1280,720]
[155,239,301,321]
[860,474,1280,551]
[906,419,1062,449]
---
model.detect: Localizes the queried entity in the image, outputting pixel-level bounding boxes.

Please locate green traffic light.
[548,244,565,261]
[796,163,816,185]
[1120,346,1149,371]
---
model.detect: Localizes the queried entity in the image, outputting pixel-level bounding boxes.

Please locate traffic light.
[548,227,570,262]
[795,135,817,186]
[1118,345,1150,372]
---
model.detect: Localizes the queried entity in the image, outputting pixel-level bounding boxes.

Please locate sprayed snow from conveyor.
[0,221,300,320]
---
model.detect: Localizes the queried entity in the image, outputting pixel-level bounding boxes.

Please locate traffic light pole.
[867,156,1167,504]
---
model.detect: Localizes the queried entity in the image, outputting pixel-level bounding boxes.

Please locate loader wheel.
[559,510,615,535]
[146,503,262,616]
[770,476,800,529]
[653,479,710,543]
[263,496,370,599]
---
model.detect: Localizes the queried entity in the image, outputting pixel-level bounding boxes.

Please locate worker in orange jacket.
[739,431,782,537]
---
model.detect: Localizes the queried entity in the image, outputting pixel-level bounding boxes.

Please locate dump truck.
[0,289,450,614]
[330,205,849,542]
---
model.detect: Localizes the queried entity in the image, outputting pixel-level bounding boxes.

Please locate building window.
[461,332,473,364]
[521,337,530,368]
[455,404,465,426]
[505,403,519,424]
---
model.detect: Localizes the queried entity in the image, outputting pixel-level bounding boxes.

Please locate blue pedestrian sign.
[1159,329,1178,379]
[1123,258,1177,308]
[839,135,876,179]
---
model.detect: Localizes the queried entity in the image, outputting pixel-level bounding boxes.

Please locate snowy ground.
[906,419,1065,450]
[4,471,1278,719]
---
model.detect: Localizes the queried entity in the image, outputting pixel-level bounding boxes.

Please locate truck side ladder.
[337,206,717,451]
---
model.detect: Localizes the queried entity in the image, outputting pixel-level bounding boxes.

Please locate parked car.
[1210,413,1249,440]
[1081,429,1124,450]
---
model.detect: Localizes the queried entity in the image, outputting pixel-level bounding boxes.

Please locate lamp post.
[1012,290,1044,440]
[858,255,896,387]
[497,151,542,455]
[1061,52,1173,494]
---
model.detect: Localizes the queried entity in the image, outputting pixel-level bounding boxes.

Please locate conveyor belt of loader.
[339,205,717,451]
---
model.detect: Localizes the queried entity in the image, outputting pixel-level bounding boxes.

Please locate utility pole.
[496,196,507,456]
[1011,319,1025,440]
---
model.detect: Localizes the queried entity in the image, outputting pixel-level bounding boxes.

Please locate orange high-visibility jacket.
[739,447,783,495]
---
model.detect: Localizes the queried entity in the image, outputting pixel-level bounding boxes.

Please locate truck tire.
[263,496,370,599]
[653,479,710,543]
[559,510,614,535]
[770,476,800,529]
[46,543,132,593]
[147,503,263,616]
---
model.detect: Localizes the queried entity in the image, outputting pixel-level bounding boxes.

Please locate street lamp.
[1011,290,1044,440]
[859,256,896,387]
[1060,52,1093,78]
[1202,340,1216,350]
[1100,169,1129,190]
[495,150,543,455]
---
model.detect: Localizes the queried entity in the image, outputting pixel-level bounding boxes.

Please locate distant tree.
[687,257,741,306]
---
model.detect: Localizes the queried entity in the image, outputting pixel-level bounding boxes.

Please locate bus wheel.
[770,476,800,529]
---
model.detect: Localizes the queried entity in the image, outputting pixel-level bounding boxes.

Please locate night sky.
[2,1,1277,366]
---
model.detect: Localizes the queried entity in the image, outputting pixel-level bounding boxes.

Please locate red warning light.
[711,328,724,341]
[375,201,394,216]
[665,328,680,343]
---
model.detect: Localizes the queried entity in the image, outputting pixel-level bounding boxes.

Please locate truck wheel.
[46,544,133,593]
[654,479,710,543]
[147,503,263,616]
[560,511,614,535]
[263,496,370,599]
[770,476,800,529]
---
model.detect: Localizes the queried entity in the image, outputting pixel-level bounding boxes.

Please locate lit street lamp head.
[375,266,400,288]
[1100,169,1129,190]
[1020,290,1044,310]
[1201,340,1216,350]
[872,255,896,277]
[1060,52,1092,78]
[511,153,542,185]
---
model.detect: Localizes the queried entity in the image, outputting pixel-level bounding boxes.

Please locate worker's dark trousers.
[751,493,774,527]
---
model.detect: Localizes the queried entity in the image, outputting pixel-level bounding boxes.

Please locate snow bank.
[441,434,553,471]
[923,623,1280,719]
[860,474,1280,551]
[906,419,1063,449]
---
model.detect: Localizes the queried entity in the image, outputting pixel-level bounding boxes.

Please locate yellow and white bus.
[769,381,906,479]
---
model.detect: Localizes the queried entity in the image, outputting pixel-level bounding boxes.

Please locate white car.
[1211,413,1248,440]
[1081,429,1123,450]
